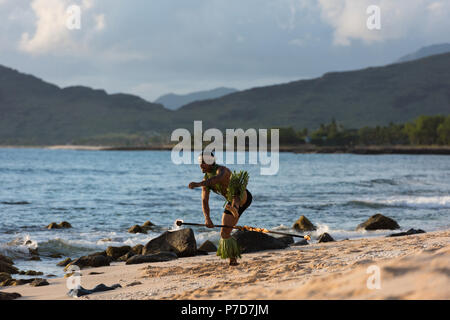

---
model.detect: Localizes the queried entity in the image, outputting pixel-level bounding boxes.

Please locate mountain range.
[397,43,450,63]
[155,87,238,110]
[1,50,450,145]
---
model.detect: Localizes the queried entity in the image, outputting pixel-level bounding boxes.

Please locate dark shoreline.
[103,145,450,155]
[1,145,450,154]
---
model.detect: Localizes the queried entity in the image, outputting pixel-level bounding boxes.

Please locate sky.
[0,0,449,101]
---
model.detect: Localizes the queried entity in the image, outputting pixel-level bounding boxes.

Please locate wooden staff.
[175,220,311,241]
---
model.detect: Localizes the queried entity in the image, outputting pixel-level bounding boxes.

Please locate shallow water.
[0,149,449,277]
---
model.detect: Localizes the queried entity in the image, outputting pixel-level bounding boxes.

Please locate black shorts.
[224,189,252,217]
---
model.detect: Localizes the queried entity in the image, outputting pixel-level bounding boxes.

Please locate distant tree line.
[69,115,450,147]
[273,115,450,146]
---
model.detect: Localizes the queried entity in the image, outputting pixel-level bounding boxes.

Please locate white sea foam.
[364,196,450,209]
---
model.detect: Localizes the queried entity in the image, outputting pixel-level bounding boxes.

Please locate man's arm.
[202,187,214,228]
[188,167,226,189]
[199,166,226,188]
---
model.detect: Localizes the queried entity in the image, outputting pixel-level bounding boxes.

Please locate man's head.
[198,151,216,173]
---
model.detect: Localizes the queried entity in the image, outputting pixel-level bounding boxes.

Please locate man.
[188,151,252,266]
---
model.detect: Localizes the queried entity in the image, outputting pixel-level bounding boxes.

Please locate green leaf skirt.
[216,237,241,259]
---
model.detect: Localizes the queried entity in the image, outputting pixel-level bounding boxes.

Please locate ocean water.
[0,149,449,277]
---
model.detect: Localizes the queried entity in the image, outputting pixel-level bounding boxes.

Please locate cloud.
[289,33,320,47]
[19,0,71,54]
[18,0,105,55]
[269,0,317,30]
[3,0,449,102]
[317,0,450,46]
[94,14,105,31]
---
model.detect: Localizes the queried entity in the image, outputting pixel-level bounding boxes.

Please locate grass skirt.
[216,237,241,259]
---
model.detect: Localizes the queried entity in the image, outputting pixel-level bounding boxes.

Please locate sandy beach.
[2,229,449,300]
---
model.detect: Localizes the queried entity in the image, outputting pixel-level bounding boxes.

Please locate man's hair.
[199,151,216,165]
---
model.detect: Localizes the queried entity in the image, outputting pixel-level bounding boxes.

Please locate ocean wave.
[345,201,393,209]
[1,201,31,205]
[37,238,101,256]
[0,235,36,259]
[378,196,450,209]
[368,178,398,186]
[347,196,450,209]
[302,203,336,210]
[0,236,103,260]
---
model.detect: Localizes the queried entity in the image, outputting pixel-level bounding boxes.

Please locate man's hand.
[188,182,201,189]
[205,217,214,228]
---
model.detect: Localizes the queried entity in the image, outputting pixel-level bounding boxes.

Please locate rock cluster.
[127,221,155,234]
[357,214,400,230]
[292,216,317,232]
[46,221,72,229]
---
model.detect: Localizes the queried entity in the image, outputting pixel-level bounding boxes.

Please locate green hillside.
[0,66,173,145]
[1,52,449,145]
[174,52,450,131]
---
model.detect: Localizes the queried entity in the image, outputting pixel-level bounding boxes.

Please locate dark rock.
[89,251,107,257]
[0,272,12,282]
[46,274,57,277]
[6,278,37,286]
[292,215,317,232]
[142,220,154,227]
[357,214,400,231]
[317,233,335,243]
[106,246,132,260]
[28,248,39,256]
[29,256,41,261]
[125,252,178,265]
[131,244,144,255]
[233,231,288,253]
[46,222,59,229]
[0,261,19,274]
[0,292,21,300]
[128,220,158,234]
[59,221,72,228]
[198,240,217,252]
[12,279,26,286]
[196,250,209,256]
[46,221,72,229]
[24,270,44,276]
[30,279,49,287]
[387,229,426,237]
[143,228,197,257]
[142,221,155,230]
[67,283,121,298]
[57,258,72,267]
[126,281,142,287]
[276,236,294,246]
[117,251,135,262]
[0,278,15,286]
[128,225,147,234]
[65,254,110,270]
[292,239,309,246]
[88,272,104,275]
[0,254,14,265]
[49,253,63,259]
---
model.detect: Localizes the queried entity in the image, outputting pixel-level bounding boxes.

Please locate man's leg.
[219,212,240,266]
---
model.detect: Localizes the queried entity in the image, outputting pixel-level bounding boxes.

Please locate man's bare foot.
[229,258,239,266]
